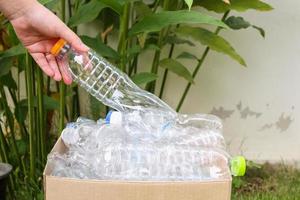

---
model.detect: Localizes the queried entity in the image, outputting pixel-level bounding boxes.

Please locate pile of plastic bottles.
[47,109,242,181]
[48,39,246,181]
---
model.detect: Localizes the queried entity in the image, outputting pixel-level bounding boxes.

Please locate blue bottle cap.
[105,110,114,124]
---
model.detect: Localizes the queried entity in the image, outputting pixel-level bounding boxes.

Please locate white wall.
[79,0,299,163]
[158,0,300,164]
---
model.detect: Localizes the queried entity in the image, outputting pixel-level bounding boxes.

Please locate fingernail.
[65,79,73,85]
[48,70,54,77]
[54,74,62,82]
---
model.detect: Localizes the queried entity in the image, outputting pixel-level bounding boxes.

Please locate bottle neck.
[57,43,71,59]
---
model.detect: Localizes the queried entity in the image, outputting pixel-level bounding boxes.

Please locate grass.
[232,163,300,200]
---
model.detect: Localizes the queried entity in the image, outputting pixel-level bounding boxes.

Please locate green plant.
[0,0,272,199]
[232,163,300,200]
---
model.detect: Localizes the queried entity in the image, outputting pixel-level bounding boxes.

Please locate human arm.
[0,0,88,84]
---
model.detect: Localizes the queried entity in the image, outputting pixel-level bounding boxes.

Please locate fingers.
[46,54,61,81]
[32,53,72,85]
[27,39,58,53]
[57,59,73,85]
[31,53,54,77]
[56,23,89,52]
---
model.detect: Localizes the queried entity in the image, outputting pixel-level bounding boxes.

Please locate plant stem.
[152,0,161,12]
[176,11,230,112]
[8,88,27,141]
[70,2,81,121]
[68,0,72,17]
[25,53,35,179]
[146,0,170,93]
[0,86,22,170]
[59,85,66,133]
[118,2,130,72]
[46,77,51,96]
[158,1,183,98]
[59,0,67,133]
[159,43,175,98]
[0,126,9,165]
[36,67,46,163]
[129,56,138,76]
[146,45,161,92]
[0,126,15,196]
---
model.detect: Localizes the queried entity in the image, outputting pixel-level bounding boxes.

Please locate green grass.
[232,163,300,200]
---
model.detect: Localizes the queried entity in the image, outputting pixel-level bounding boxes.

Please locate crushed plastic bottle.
[105,109,175,139]
[51,39,175,115]
[48,117,246,181]
[105,110,226,148]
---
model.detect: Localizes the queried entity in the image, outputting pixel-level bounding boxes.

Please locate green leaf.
[176,26,246,66]
[127,45,142,61]
[128,45,142,56]
[0,73,17,89]
[7,24,20,46]
[32,95,59,110]
[164,35,195,46]
[0,44,26,59]
[194,0,273,13]
[131,72,158,85]
[230,0,273,12]
[38,0,55,5]
[128,10,227,36]
[18,95,59,111]
[41,95,60,110]
[89,94,106,120]
[184,0,193,10]
[15,100,28,124]
[225,16,251,30]
[128,44,160,57]
[144,44,160,51]
[134,1,152,19]
[252,25,265,38]
[159,58,194,83]
[97,0,124,15]
[225,16,265,38]
[68,0,107,27]
[177,52,199,60]
[0,58,13,77]
[80,35,120,60]
[16,139,27,156]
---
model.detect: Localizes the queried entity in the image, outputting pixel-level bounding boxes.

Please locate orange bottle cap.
[51,39,67,56]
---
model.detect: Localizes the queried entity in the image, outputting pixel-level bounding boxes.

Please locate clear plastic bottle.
[49,141,245,180]
[105,109,175,139]
[51,117,246,181]
[51,39,175,114]
[105,110,225,147]
[176,113,223,131]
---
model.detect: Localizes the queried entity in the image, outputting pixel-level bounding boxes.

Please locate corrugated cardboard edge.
[43,137,67,198]
[44,137,232,200]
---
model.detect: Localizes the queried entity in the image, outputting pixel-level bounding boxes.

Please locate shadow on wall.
[210,101,293,133]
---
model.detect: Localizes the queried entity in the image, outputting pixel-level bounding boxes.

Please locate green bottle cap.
[230,156,246,176]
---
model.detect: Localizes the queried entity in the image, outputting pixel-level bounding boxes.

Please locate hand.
[8,1,88,84]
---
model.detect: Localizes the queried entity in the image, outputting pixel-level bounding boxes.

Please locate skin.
[0,0,89,85]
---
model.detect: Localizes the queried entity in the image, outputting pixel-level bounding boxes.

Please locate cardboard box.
[44,137,232,200]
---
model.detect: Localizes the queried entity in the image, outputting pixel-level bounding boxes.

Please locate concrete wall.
[80,0,299,163]
[157,0,300,163]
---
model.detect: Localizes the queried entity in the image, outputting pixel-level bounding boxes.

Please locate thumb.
[58,23,89,52]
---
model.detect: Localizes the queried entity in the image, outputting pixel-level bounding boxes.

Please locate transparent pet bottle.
[105,110,226,147]
[50,39,175,114]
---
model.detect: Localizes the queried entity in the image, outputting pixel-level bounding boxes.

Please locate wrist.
[0,0,38,20]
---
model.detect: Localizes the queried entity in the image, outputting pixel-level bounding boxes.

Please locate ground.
[231,163,300,200]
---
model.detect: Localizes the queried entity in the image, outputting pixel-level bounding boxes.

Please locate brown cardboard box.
[44,137,232,200]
